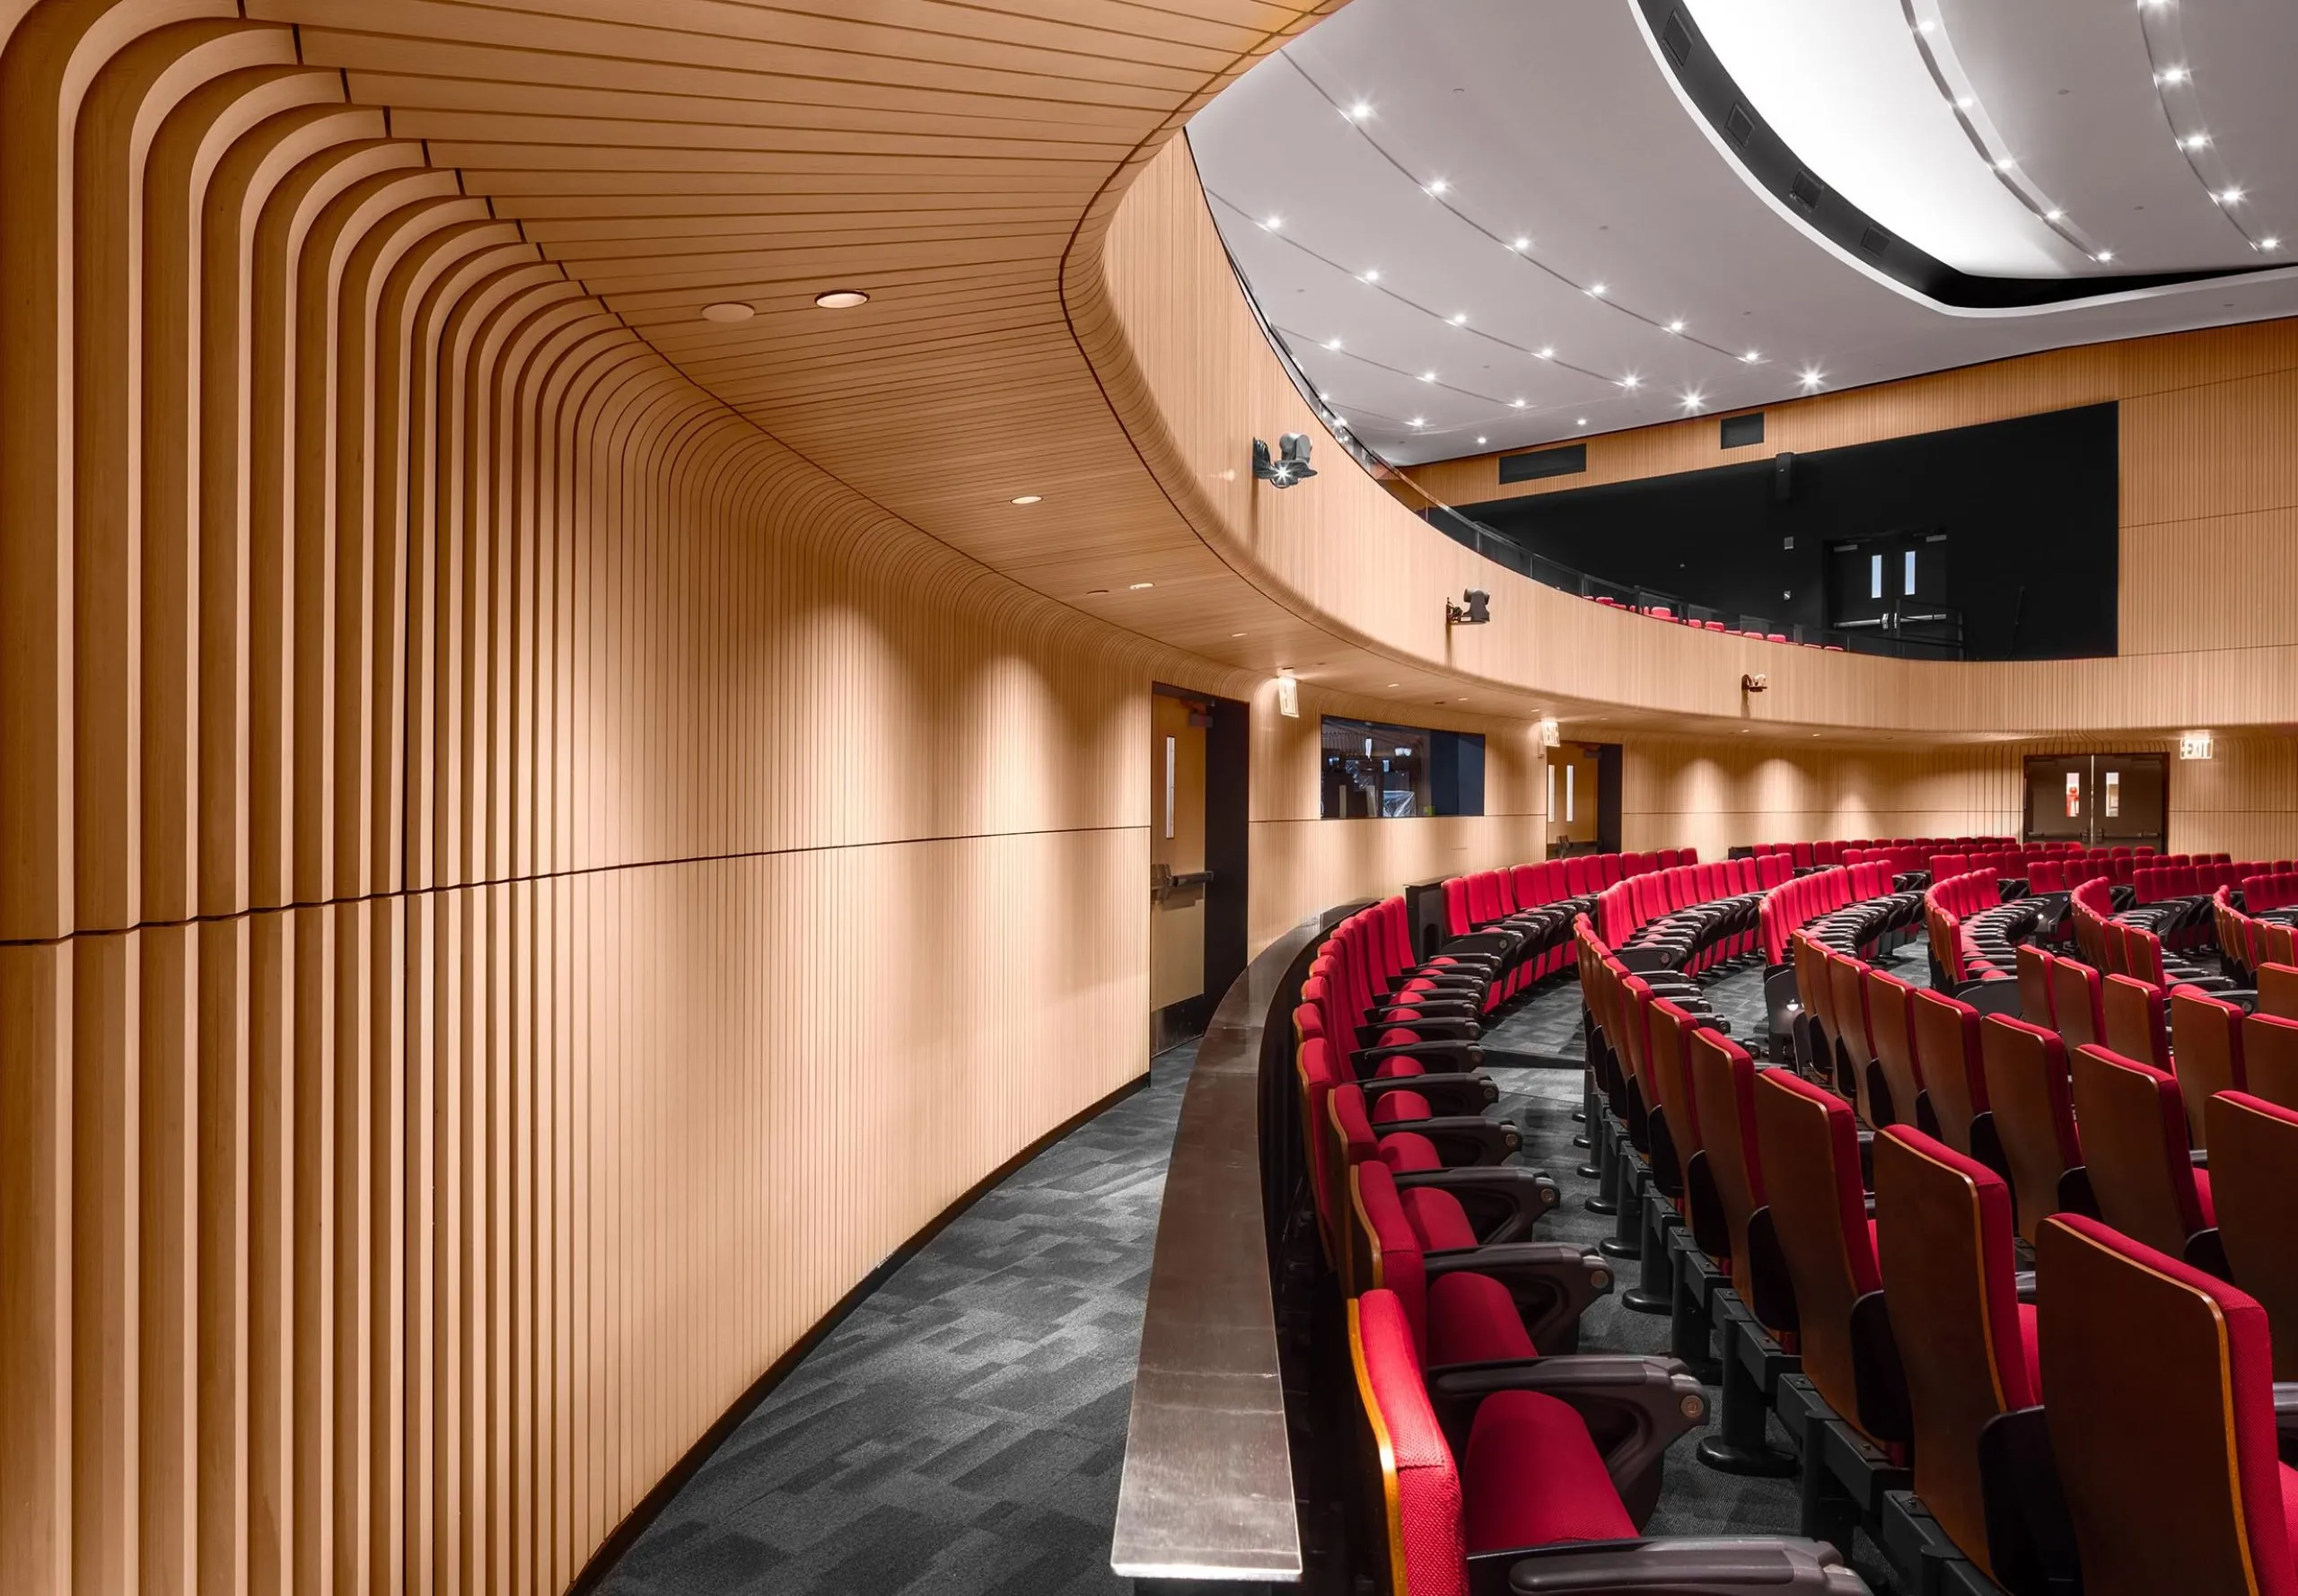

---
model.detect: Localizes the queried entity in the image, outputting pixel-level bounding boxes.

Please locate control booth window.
[1320,716,1486,819]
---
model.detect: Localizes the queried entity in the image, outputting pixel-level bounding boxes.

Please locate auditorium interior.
[10,0,2298,1592]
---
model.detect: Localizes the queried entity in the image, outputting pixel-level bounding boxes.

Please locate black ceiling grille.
[1497,443,1588,485]
[1860,224,1891,256]
[1720,412,1766,450]
[1724,103,1757,147]
[1662,10,1694,67]
[1788,170,1825,211]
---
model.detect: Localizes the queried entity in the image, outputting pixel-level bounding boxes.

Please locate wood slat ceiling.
[249,0,1405,695]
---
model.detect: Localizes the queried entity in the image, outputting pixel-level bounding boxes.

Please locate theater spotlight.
[1445,589,1491,626]
[1251,434,1317,487]
[1741,673,1769,693]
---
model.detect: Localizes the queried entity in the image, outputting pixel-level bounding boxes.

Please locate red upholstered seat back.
[2101,974,2171,1071]
[1911,988,1988,1154]
[2048,957,2104,1050]
[1348,1291,1469,1596]
[2036,1215,2298,1596]
[2068,1045,2210,1255]
[1688,1028,1767,1305]
[1350,1161,1430,1355]
[1753,1068,1881,1427]
[1873,1127,2035,1575]
[2243,1011,2298,1110]
[2170,987,2249,1148]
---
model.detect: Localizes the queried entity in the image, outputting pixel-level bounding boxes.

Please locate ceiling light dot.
[1425,179,1449,196]
[1741,350,1761,363]
[1420,371,1436,381]
[1362,268,1380,282]
[1262,215,1282,231]
[1513,236,1531,250]
[700,301,755,322]
[2220,188,2245,205]
[1666,319,1685,333]
[1619,373,1641,389]
[1087,588,1109,596]
[1955,96,1974,110]
[1476,436,1487,445]
[1347,101,1373,120]
[1536,346,1555,359]
[1799,368,1825,390]
[2095,249,2116,261]
[1587,282,1608,297]
[1511,398,1527,408]
[2182,133,2211,150]
[1010,495,1042,504]
[1325,338,1342,350]
[1316,390,1330,400]
[2045,208,2066,221]
[1450,312,1468,325]
[1409,417,1426,426]
[2157,66,2188,84]
[1232,631,1247,637]
[814,289,869,309]
[1915,19,1936,33]
[1128,582,1154,591]
[1575,417,1589,426]
[2261,237,2282,251]
[1681,392,1705,410]
[1994,156,2017,171]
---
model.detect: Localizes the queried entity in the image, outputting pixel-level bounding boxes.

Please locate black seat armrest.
[2013,1270,2038,1303]
[1395,1166,1562,1243]
[2276,1383,2298,1451]
[1470,1538,1864,1595]
[1382,1112,1520,1168]
[1431,1354,1703,1504]
[1360,1070,1499,1116]
[1357,1014,1480,1047]
[1356,1038,1484,1072]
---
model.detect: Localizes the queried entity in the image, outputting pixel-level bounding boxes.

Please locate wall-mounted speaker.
[1773,451,1796,502]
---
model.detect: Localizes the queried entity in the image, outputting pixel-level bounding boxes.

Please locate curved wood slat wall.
[0,8,1390,1592]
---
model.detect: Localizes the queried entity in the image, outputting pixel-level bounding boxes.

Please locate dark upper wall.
[1448,404,2119,661]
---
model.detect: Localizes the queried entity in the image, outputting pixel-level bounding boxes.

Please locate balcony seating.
[1909,988,1989,1155]
[2168,987,2250,1148]
[2032,1215,2298,1596]
[2244,1012,2298,1109]
[2066,1045,2215,1257]
[1869,1127,2039,1587]
[1977,1015,2082,1243]
[1344,1291,1862,1594]
[2202,1092,2298,1381]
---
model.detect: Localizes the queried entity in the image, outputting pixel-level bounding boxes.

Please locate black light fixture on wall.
[1445,589,1491,627]
[1252,434,1317,487]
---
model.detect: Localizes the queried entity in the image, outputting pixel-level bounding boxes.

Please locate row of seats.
[1289,906,1879,1592]
[1596,856,1790,973]
[1925,844,2091,885]
[1584,591,1853,654]
[1759,862,1909,967]
[2134,857,2271,903]
[1750,837,2012,871]
[1443,852,1707,1009]
[1923,867,2031,988]
[2217,887,2298,987]
[1595,916,2298,1596]
[2247,871,2298,914]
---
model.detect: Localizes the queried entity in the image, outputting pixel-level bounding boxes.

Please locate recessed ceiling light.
[1741,350,1761,363]
[1450,312,1468,325]
[1011,495,1042,504]
[814,289,869,309]
[1587,282,1608,297]
[1476,436,1487,444]
[2045,208,2066,221]
[1362,268,1380,282]
[1799,367,1825,389]
[1388,683,1399,688]
[2181,133,2211,150]
[2095,249,2116,261]
[1681,391,1705,410]
[2261,237,2282,250]
[1915,19,1936,33]
[1513,236,1531,250]
[2219,188,2245,205]
[1263,215,1282,231]
[1333,417,1348,426]
[1409,416,1426,426]
[1575,417,1588,426]
[1325,337,1342,350]
[1994,156,2016,171]
[1348,101,1373,120]
[1511,398,1526,408]
[1232,631,1247,637]
[1420,371,1436,381]
[2157,65,2188,84]
[1955,96,1974,110]
[1619,373,1641,389]
[1427,179,1449,195]
[1666,319,1685,333]
[1536,346,1555,359]
[1128,582,1154,591]
[700,301,755,322]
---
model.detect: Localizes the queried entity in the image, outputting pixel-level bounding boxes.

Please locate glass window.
[1320,716,1486,819]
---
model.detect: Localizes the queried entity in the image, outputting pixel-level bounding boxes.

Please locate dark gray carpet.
[595,1048,1196,1596]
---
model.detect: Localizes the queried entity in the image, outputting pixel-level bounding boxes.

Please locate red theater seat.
[1978,1016,2081,1243]
[2169,987,2249,1146]
[2066,1045,2213,1256]
[1910,988,1988,1154]
[2204,1092,2298,1382]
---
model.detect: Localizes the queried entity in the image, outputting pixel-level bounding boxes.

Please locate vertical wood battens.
[2,4,1266,1590]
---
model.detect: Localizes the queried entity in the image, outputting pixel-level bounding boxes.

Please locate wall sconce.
[1252,434,1317,487]
[1741,672,1768,693]
[1445,589,1491,626]
[1276,675,1300,718]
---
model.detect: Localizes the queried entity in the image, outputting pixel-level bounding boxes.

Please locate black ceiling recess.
[1645,2,2282,310]
[1497,443,1588,484]
[1720,412,1765,449]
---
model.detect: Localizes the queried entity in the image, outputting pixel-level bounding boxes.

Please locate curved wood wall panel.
[1079,137,2298,737]
[0,7,1268,1591]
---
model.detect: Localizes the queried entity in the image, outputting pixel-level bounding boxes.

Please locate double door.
[2022,753,2167,852]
